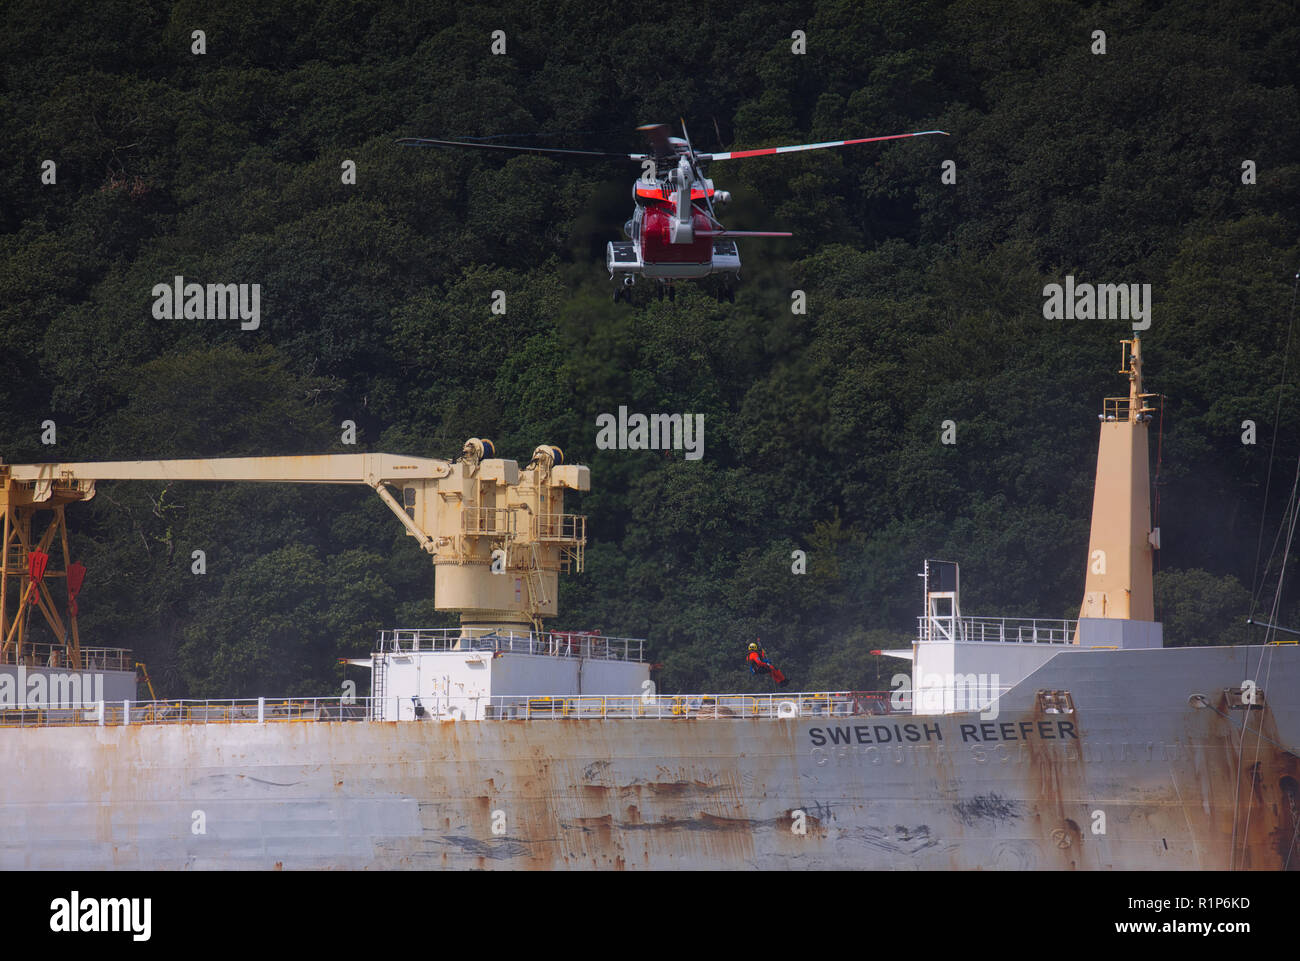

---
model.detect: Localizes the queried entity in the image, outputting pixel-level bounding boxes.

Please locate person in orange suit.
[746,642,788,686]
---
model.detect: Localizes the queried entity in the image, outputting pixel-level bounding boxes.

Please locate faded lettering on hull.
[807,718,1075,749]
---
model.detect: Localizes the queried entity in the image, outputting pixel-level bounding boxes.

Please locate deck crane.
[0,439,587,669]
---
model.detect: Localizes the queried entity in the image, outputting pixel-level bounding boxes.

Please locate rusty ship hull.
[1,643,1295,870]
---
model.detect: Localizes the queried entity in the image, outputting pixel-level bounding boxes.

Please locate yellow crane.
[135,662,157,700]
[0,439,588,667]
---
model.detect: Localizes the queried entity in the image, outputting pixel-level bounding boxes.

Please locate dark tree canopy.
[2,0,1297,696]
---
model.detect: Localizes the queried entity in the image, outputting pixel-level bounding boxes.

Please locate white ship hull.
[2,645,1295,870]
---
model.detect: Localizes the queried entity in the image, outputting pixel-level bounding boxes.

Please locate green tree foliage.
[1155,569,1253,647]
[1,0,1297,697]
[181,545,395,696]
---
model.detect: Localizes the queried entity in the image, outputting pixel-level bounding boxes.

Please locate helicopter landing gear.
[613,276,636,305]
[715,286,735,304]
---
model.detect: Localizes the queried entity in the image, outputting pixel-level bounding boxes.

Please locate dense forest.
[1,0,1297,698]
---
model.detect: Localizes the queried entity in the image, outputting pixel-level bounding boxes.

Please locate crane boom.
[8,453,451,493]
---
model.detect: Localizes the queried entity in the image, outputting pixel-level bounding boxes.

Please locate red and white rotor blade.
[705,129,947,161]
[696,230,793,237]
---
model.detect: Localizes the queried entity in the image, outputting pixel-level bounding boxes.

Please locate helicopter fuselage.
[608,209,738,281]
[606,162,740,284]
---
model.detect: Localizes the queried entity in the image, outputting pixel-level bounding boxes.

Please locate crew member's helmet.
[748,643,758,652]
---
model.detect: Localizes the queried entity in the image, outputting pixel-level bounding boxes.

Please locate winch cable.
[1250,270,1299,614]
[1231,644,1273,870]
[1152,393,1166,618]
[1284,779,1300,871]
[1234,445,1300,868]
[1234,270,1299,869]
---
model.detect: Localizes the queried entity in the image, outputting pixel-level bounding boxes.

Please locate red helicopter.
[398,122,947,303]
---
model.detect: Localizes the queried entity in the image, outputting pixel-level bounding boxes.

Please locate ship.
[0,336,1296,870]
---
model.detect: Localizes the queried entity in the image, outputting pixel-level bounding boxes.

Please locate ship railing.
[80,647,135,671]
[0,697,373,728]
[374,627,646,662]
[0,687,1021,727]
[0,691,910,726]
[485,687,1011,720]
[461,508,516,536]
[1103,393,1159,422]
[479,691,914,720]
[917,616,1078,645]
[0,643,133,670]
[377,691,916,721]
[532,513,584,542]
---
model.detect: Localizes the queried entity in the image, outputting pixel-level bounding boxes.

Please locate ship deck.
[0,689,961,726]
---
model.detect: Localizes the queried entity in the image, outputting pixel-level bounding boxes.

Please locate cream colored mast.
[1078,337,1160,628]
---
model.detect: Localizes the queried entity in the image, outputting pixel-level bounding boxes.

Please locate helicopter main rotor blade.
[397,137,646,161]
[703,129,948,161]
[696,230,793,237]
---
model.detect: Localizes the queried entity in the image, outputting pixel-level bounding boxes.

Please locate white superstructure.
[366,628,650,721]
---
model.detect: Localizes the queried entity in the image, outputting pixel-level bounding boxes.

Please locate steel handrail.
[917,616,1078,644]
[0,690,923,727]
[374,627,647,662]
